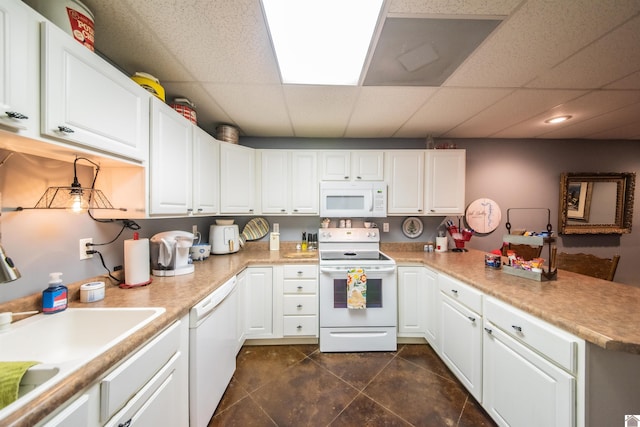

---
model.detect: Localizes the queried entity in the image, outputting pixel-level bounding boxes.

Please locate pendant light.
[21,157,122,214]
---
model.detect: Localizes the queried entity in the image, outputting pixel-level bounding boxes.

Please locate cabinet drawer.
[485,297,579,373]
[439,274,483,315]
[283,295,317,315]
[283,316,318,336]
[283,265,318,279]
[283,279,317,294]
[100,321,180,422]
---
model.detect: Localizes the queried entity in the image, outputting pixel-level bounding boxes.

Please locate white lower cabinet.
[38,318,189,427]
[397,267,427,337]
[244,267,275,338]
[439,288,483,402]
[483,297,579,427]
[281,265,318,337]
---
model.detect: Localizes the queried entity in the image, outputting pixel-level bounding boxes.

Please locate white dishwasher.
[189,275,238,427]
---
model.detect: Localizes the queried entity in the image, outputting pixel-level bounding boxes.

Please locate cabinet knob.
[57,125,75,134]
[281,209,286,212]
[6,111,28,120]
[293,209,299,212]
[511,325,523,332]
[249,209,254,212]
[356,176,362,180]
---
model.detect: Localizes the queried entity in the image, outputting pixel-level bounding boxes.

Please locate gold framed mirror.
[559,172,635,234]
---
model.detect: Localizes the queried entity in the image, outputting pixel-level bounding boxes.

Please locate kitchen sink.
[0,307,165,417]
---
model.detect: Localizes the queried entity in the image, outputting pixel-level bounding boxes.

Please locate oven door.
[319,265,397,327]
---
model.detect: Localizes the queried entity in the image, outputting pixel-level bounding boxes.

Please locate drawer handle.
[118,419,132,427]
[512,325,523,332]
[297,286,303,290]
[297,304,303,309]
[468,316,476,323]
[6,111,29,120]
[297,325,302,329]
[484,327,493,334]
[451,289,458,294]
[57,125,75,134]
[297,271,303,275]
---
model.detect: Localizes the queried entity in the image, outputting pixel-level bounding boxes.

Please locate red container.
[170,98,197,124]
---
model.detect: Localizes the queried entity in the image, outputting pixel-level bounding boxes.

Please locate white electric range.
[317,228,397,352]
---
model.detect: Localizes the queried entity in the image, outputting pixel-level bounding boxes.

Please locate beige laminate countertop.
[2,246,640,426]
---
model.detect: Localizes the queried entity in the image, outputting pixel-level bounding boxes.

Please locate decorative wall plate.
[465,198,502,234]
[402,217,424,239]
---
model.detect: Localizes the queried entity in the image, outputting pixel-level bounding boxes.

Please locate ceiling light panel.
[364,17,501,86]
[262,0,384,85]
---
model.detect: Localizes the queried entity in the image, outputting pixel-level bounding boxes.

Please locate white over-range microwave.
[319,181,387,218]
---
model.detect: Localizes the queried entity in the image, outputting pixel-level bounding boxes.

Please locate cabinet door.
[425,150,465,215]
[220,143,256,214]
[290,150,318,214]
[244,268,273,337]
[423,267,439,349]
[483,323,575,427]
[385,150,425,215]
[192,127,219,215]
[352,151,384,180]
[149,100,193,215]
[320,151,350,180]
[439,293,483,401]
[260,150,289,214]
[0,0,39,136]
[41,22,149,162]
[397,267,427,337]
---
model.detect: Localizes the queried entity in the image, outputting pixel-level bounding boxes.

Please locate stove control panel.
[318,228,380,242]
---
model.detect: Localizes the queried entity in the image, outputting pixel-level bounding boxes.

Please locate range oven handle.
[319,266,397,274]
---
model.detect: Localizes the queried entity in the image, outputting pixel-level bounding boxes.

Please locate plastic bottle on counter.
[42,272,68,314]
[301,232,308,251]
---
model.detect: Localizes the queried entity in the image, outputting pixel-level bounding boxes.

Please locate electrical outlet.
[383,223,389,232]
[79,238,93,260]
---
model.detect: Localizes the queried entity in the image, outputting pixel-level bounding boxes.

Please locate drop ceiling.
[58,0,640,140]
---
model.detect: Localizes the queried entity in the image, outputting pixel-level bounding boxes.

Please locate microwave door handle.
[369,193,374,213]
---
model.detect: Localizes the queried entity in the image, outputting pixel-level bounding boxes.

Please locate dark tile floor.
[209,344,497,427]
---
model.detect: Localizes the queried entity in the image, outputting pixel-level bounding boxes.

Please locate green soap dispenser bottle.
[42,272,68,314]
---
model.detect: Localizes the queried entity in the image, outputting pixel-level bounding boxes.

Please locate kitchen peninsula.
[1,245,640,426]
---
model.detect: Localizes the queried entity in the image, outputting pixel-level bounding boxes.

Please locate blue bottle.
[42,272,68,314]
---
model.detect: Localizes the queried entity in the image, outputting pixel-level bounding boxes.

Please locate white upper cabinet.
[260,150,318,215]
[192,126,219,215]
[149,99,193,215]
[220,143,256,214]
[0,0,40,136]
[320,150,384,181]
[425,150,466,215]
[149,100,220,216]
[385,150,425,215]
[41,21,149,163]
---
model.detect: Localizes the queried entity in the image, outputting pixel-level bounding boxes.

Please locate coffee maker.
[150,231,195,276]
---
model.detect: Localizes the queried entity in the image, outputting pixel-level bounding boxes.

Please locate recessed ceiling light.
[544,115,572,124]
[262,0,384,85]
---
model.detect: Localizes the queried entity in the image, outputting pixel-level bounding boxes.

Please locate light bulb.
[69,194,85,214]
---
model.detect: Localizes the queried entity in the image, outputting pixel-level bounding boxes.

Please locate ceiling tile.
[527,15,640,89]
[394,87,513,137]
[446,1,640,88]
[202,83,293,136]
[538,102,640,139]
[443,89,586,137]
[282,86,360,137]
[493,90,640,138]
[388,0,520,16]
[345,87,437,137]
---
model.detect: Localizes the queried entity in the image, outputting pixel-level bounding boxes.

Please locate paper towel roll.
[436,236,448,252]
[124,238,151,287]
